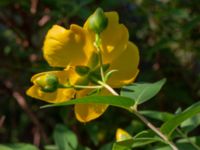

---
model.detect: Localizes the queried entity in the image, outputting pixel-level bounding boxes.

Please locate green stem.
[97,81,118,96]
[94,34,105,82]
[98,81,179,150]
[176,128,200,150]
[59,84,102,89]
[133,110,179,150]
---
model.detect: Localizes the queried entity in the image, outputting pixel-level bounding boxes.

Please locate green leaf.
[42,96,135,110]
[44,145,59,150]
[121,78,166,105]
[113,137,162,150]
[53,124,78,150]
[180,113,200,133]
[112,140,132,150]
[113,130,163,150]
[5,143,38,150]
[161,101,200,137]
[140,110,174,122]
[0,145,12,150]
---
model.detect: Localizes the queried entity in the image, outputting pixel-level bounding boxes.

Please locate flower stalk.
[94,33,105,82]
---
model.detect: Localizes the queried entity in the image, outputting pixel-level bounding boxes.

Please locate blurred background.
[0,0,200,149]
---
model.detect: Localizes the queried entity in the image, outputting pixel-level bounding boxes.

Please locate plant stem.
[99,81,179,150]
[74,85,102,89]
[94,34,105,82]
[60,84,102,89]
[97,81,119,96]
[134,110,179,150]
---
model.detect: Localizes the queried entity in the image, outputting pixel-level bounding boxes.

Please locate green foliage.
[53,124,78,150]
[161,101,200,137]
[121,78,166,105]
[42,96,135,110]
[112,130,163,150]
[0,144,38,150]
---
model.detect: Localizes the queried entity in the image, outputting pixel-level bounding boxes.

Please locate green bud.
[88,8,108,34]
[35,74,58,92]
[75,65,90,76]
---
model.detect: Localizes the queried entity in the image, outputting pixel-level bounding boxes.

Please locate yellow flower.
[26,68,77,103]
[27,11,139,123]
[116,128,132,142]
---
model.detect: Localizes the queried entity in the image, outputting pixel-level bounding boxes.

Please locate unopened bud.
[35,74,58,92]
[88,8,108,34]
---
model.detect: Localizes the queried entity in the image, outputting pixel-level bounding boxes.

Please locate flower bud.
[35,74,58,92]
[88,8,108,34]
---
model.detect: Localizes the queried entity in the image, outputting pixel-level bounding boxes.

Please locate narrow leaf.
[140,110,174,122]
[161,101,200,137]
[41,96,135,110]
[5,143,38,150]
[121,78,166,105]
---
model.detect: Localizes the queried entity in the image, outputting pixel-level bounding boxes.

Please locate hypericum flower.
[27,9,139,123]
[27,68,77,103]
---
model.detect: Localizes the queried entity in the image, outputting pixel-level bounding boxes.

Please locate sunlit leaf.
[42,96,135,110]
[121,78,166,105]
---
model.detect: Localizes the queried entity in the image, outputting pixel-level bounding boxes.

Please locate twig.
[12,91,49,144]
[3,80,49,144]
[0,116,5,128]
[134,111,178,150]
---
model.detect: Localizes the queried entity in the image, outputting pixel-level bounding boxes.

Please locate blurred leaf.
[53,124,78,150]
[121,78,166,105]
[44,145,59,150]
[182,16,200,33]
[42,96,135,110]
[161,101,200,137]
[0,145,12,150]
[180,113,200,133]
[99,143,113,150]
[113,130,163,150]
[2,143,38,150]
[177,136,200,149]
[112,137,162,150]
[140,110,174,122]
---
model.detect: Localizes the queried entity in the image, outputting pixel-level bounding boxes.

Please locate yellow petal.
[84,12,129,63]
[74,103,108,123]
[116,128,132,142]
[108,41,140,87]
[31,68,78,85]
[26,85,75,103]
[43,24,92,67]
[74,88,111,122]
[27,69,77,103]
